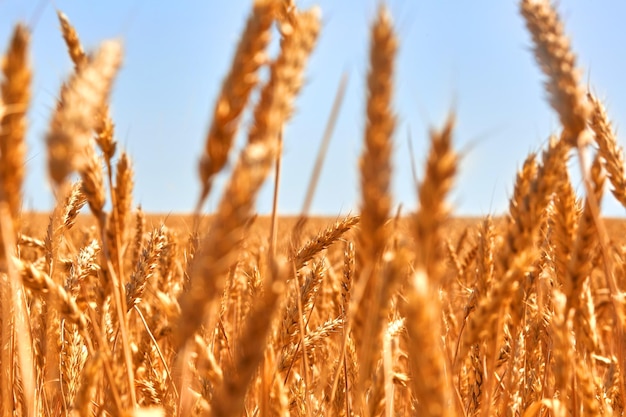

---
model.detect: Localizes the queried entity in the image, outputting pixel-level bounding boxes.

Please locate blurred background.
[1,0,625,216]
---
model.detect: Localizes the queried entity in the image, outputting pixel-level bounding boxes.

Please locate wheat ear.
[520,0,589,147]
[197,0,277,208]
[57,11,86,69]
[46,40,122,187]
[58,10,118,160]
[357,4,396,269]
[588,93,626,208]
[0,24,30,227]
[293,215,359,270]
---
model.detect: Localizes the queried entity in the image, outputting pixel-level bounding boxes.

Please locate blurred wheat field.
[2,0,626,416]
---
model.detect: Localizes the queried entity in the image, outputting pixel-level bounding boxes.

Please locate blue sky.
[1,1,626,216]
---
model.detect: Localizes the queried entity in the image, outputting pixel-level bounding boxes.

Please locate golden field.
[3,0,626,416]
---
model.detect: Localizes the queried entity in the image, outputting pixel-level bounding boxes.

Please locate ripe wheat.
[1,1,625,416]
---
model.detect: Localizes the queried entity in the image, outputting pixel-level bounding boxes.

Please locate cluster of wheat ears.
[1,0,626,416]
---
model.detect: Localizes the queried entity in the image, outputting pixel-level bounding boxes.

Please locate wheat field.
[1,0,626,416]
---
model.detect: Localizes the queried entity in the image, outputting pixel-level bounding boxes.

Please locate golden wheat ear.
[46,39,123,188]
[356,4,396,271]
[588,93,626,208]
[293,215,359,270]
[197,0,277,210]
[58,10,118,161]
[0,24,31,228]
[520,0,589,147]
[412,113,457,275]
[57,11,86,68]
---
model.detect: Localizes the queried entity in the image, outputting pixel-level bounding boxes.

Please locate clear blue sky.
[1,1,626,216]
